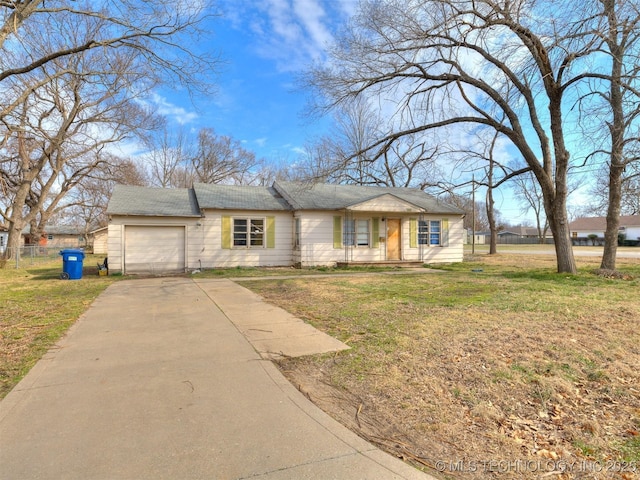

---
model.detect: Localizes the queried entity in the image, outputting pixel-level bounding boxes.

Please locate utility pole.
[472,174,476,255]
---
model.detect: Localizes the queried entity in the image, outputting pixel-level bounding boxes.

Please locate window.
[47,234,54,240]
[233,218,264,248]
[429,220,441,245]
[356,220,370,246]
[294,218,301,249]
[343,219,369,247]
[418,220,441,245]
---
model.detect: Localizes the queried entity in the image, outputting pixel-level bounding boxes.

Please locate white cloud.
[149,93,198,125]
[220,0,352,72]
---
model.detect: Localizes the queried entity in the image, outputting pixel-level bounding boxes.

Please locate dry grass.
[0,257,118,398]
[243,254,640,479]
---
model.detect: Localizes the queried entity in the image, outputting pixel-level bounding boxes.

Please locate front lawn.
[243,254,640,479]
[0,256,119,398]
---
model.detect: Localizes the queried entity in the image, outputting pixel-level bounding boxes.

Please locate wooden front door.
[386,218,401,260]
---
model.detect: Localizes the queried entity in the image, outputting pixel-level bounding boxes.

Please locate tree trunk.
[5,220,25,260]
[548,206,577,274]
[601,165,623,270]
[487,185,498,255]
[600,0,624,271]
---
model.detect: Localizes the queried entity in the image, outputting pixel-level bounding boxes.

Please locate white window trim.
[233,217,266,249]
[344,218,371,248]
[294,217,301,250]
[419,219,442,246]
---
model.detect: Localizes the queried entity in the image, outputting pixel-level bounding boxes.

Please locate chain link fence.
[0,245,80,269]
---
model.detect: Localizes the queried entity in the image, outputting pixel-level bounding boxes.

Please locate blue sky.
[146,0,591,225]
[151,0,357,164]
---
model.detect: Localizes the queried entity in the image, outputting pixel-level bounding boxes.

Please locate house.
[569,215,640,245]
[0,225,7,254]
[106,181,466,275]
[90,226,109,255]
[21,224,88,248]
[471,226,553,245]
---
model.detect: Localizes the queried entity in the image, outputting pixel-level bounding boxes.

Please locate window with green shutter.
[442,218,449,247]
[372,217,380,248]
[223,216,273,249]
[417,219,448,246]
[266,216,275,248]
[221,216,231,249]
[333,216,342,249]
[409,218,418,248]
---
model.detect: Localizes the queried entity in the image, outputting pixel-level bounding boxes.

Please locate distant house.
[91,226,108,255]
[569,215,640,245]
[472,226,553,244]
[106,182,466,275]
[0,225,8,254]
[498,226,550,239]
[21,224,87,248]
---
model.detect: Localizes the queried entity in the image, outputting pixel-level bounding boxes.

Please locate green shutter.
[333,216,342,249]
[266,216,276,248]
[222,216,231,249]
[442,218,449,247]
[409,218,417,248]
[372,217,380,248]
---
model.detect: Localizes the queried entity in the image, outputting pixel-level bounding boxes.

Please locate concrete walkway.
[0,277,433,480]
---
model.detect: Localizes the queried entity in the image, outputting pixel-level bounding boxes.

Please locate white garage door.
[124,226,185,274]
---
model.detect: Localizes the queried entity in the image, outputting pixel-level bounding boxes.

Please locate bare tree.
[440,192,493,232]
[305,0,635,273]
[585,0,640,269]
[61,156,149,233]
[511,166,549,243]
[300,98,443,189]
[144,125,194,188]
[0,48,157,254]
[192,128,262,185]
[0,1,218,257]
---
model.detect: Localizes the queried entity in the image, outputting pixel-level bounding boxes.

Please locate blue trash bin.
[59,249,85,280]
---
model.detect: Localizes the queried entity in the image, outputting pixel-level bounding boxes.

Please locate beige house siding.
[195,210,293,268]
[403,215,465,263]
[294,212,464,266]
[92,229,108,255]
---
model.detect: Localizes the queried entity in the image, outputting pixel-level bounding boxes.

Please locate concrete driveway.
[0,277,432,480]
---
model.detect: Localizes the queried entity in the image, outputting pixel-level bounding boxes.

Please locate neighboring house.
[22,225,88,248]
[472,227,552,245]
[91,226,109,255]
[106,181,466,275]
[569,215,640,244]
[0,225,8,254]
[498,226,549,238]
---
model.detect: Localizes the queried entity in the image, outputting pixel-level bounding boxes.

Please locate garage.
[124,226,185,274]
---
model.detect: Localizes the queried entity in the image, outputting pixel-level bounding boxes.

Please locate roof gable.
[347,193,424,213]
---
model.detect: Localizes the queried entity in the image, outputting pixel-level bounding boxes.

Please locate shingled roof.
[107,185,201,217]
[107,182,465,216]
[273,181,464,214]
[193,184,291,211]
[569,215,640,231]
